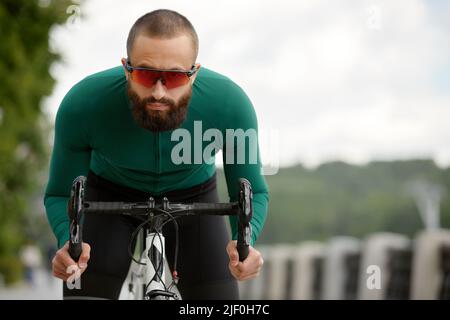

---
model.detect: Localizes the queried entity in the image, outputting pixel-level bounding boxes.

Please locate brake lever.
[237,178,253,262]
[68,176,86,262]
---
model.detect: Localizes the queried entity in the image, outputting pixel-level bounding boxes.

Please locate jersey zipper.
[155,132,160,192]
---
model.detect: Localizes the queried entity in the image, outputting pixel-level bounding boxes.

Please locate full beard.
[127,82,192,132]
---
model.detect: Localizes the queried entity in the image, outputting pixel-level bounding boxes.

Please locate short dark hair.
[126,9,199,61]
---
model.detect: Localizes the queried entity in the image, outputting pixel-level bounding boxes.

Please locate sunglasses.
[124,59,199,89]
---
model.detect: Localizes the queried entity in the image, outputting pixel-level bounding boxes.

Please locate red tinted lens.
[162,71,190,89]
[131,69,190,89]
[131,69,161,88]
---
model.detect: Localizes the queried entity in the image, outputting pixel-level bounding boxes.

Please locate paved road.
[0,269,62,300]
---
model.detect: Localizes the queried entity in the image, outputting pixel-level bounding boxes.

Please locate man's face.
[122,34,199,132]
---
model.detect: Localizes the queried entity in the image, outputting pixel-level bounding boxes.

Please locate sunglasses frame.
[125,59,198,80]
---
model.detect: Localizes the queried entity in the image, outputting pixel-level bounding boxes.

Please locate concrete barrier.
[321,236,361,300]
[264,244,295,300]
[290,241,325,300]
[410,229,450,299]
[357,232,410,300]
[238,245,271,300]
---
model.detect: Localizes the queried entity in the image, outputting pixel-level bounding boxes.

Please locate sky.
[43,0,450,169]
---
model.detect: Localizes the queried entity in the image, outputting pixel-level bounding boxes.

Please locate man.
[45,9,269,299]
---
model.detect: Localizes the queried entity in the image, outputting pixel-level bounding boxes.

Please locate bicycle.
[66,175,253,300]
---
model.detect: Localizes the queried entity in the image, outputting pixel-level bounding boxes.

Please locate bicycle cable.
[126,208,181,297]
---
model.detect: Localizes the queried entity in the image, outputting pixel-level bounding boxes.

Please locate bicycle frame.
[119,229,178,300]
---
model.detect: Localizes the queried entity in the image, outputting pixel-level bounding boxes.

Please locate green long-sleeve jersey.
[44,65,269,249]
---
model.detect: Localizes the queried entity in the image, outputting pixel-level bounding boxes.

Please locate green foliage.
[217,159,449,244]
[0,0,74,285]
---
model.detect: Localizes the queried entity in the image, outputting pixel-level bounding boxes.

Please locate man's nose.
[151,79,166,100]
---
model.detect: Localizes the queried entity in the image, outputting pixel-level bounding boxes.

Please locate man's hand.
[52,241,91,281]
[226,240,263,281]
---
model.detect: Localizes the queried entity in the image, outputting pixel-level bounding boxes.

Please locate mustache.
[141,96,175,107]
[126,82,175,109]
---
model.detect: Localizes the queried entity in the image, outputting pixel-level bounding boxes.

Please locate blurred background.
[0,0,449,299]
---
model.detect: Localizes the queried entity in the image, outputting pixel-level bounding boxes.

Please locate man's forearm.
[44,195,70,249]
[229,190,269,246]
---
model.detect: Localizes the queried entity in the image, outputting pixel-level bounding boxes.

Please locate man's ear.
[190,63,201,84]
[121,58,129,80]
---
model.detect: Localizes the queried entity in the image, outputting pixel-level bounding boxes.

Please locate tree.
[0,0,75,285]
